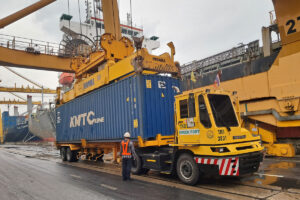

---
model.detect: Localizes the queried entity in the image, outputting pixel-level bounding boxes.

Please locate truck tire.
[131,155,148,175]
[66,148,78,162]
[176,154,199,185]
[61,147,67,161]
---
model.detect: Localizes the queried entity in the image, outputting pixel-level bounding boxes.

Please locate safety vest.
[121,140,132,156]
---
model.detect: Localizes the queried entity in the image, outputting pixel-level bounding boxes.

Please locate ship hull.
[28,109,56,142]
[4,122,40,143]
[181,52,279,91]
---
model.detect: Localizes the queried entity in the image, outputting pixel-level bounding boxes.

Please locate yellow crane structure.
[1,66,57,93]
[0,0,56,29]
[59,0,179,103]
[0,47,72,72]
[0,0,71,71]
[0,0,179,160]
[0,99,41,105]
[0,86,56,94]
[0,0,179,105]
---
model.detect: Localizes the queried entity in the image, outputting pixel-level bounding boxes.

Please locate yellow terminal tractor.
[135,88,264,185]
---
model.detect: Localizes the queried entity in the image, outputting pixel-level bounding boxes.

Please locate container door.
[177,93,200,144]
[196,94,213,144]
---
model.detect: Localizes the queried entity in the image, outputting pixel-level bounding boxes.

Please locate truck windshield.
[208,94,238,127]
[198,95,211,128]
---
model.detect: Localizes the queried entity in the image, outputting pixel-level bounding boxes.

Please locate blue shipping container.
[56,74,180,143]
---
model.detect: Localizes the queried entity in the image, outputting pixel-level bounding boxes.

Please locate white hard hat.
[124,132,130,138]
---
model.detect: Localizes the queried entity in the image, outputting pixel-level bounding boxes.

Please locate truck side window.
[198,95,211,128]
[179,99,188,118]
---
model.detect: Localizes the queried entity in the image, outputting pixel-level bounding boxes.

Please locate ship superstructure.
[59,0,160,57]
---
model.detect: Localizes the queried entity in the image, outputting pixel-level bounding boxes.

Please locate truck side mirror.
[188,93,196,118]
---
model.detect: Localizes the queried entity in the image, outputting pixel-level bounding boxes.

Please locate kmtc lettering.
[70,111,104,128]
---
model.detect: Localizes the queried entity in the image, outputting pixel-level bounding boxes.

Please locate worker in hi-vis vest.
[120,132,136,181]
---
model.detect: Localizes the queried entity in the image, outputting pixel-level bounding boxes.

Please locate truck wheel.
[131,155,148,174]
[61,147,67,161]
[66,148,78,162]
[176,154,199,185]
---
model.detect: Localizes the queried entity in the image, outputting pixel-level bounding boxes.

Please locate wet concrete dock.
[1,144,300,200]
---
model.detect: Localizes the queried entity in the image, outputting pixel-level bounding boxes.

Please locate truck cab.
[173,89,264,184]
[175,89,263,153]
[134,88,264,185]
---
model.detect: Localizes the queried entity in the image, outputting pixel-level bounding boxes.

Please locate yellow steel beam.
[0,46,73,72]
[0,0,56,29]
[0,99,41,105]
[0,86,56,94]
[101,0,122,40]
[272,0,300,46]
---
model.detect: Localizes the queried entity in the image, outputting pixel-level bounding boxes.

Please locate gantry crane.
[0,99,41,105]
[0,86,56,94]
[0,0,179,106]
[0,66,57,109]
[0,90,41,105]
[1,66,56,94]
[0,0,179,160]
[0,0,56,29]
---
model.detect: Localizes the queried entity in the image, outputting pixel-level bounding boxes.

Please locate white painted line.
[254,173,284,178]
[100,184,117,191]
[70,174,81,179]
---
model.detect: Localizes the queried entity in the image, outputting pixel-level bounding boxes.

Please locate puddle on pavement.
[240,161,300,190]
[2,146,21,149]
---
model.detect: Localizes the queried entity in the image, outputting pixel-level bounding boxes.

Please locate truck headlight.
[211,147,230,153]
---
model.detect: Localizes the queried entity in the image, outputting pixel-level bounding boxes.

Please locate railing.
[0,33,64,56]
[181,40,260,75]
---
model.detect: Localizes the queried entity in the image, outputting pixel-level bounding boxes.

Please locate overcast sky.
[0,0,274,114]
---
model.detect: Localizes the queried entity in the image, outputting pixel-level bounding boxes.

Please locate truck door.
[177,93,200,144]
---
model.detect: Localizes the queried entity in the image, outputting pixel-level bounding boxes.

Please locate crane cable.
[67,0,70,29]
[77,0,83,35]
[92,0,99,43]
[130,0,133,34]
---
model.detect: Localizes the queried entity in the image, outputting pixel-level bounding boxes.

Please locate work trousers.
[122,157,132,180]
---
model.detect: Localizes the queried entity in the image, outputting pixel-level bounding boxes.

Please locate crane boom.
[0,86,56,94]
[0,0,56,29]
[3,66,43,88]
[0,0,123,73]
[101,0,122,40]
[9,92,26,101]
[0,46,72,72]
[0,99,41,105]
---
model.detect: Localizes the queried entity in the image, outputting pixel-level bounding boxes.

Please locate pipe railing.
[0,33,65,56]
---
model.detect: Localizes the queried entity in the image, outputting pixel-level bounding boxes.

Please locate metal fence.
[181,40,260,75]
[0,33,63,56]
